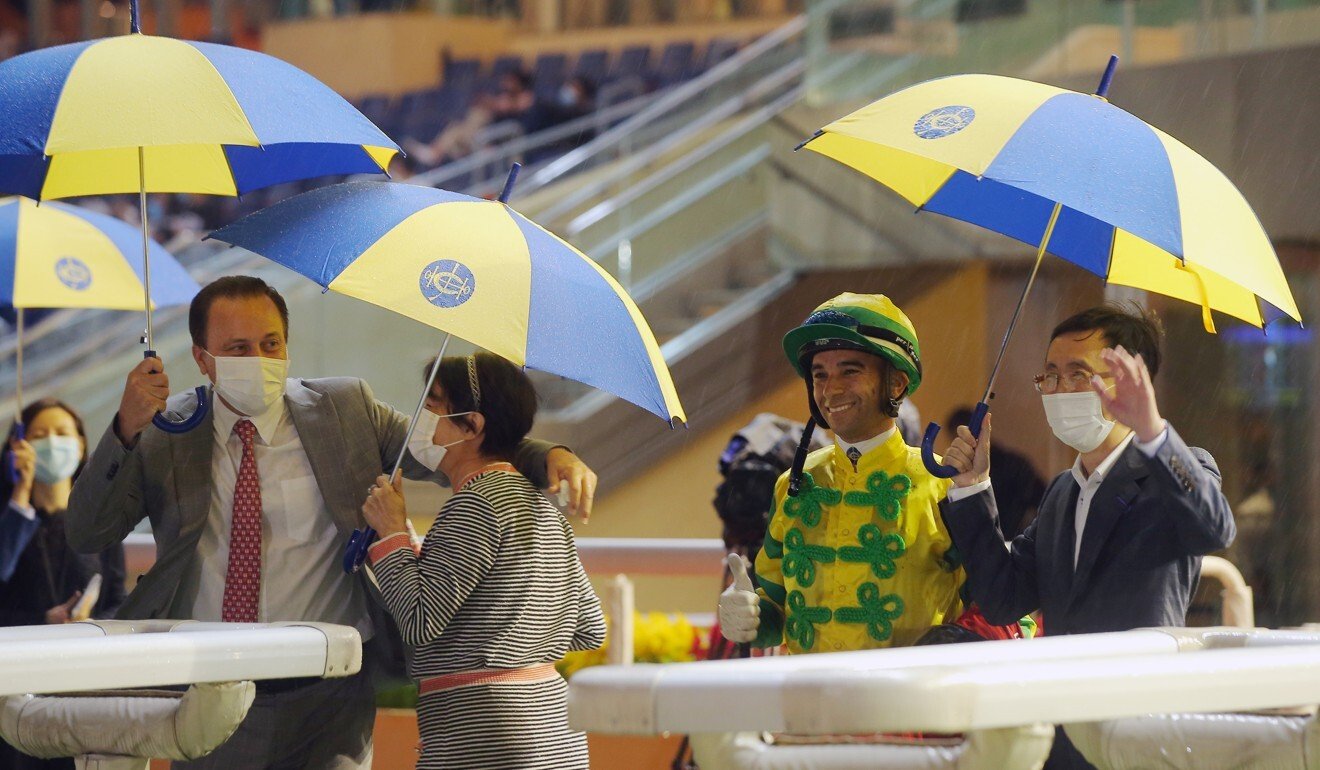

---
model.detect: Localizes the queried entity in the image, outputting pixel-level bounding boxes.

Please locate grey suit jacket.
[66,377,552,621]
[940,425,1235,636]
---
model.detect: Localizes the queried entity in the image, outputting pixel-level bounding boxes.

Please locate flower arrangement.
[557,611,710,679]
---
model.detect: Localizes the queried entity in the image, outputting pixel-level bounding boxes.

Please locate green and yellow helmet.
[782,292,923,415]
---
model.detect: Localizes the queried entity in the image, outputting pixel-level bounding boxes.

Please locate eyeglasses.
[1033,370,1113,395]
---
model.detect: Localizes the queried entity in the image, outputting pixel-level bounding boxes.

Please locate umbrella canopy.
[802,69,1300,331]
[0,196,197,313]
[0,33,399,200]
[210,180,685,426]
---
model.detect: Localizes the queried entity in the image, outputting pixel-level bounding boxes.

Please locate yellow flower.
[557,612,710,679]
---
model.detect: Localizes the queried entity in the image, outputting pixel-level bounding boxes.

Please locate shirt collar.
[835,426,896,461]
[212,388,287,446]
[1070,431,1135,487]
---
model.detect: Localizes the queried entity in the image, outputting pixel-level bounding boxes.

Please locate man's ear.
[192,345,213,381]
[889,370,910,400]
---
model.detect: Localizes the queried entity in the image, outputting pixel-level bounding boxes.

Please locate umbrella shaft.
[15,309,22,418]
[982,201,1063,403]
[138,147,154,351]
[390,333,453,480]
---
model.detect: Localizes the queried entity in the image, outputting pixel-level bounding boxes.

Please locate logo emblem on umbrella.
[55,257,92,291]
[420,260,476,308]
[913,106,976,139]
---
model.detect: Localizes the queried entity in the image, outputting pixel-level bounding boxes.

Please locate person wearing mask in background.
[940,303,1235,770]
[946,404,1045,538]
[65,276,597,770]
[0,397,126,770]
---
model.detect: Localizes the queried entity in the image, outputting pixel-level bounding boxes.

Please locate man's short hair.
[189,276,290,348]
[1050,302,1164,379]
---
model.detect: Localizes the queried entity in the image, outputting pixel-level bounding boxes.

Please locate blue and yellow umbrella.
[0,195,197,468]
[0,27,397,201]
[0,0,397,386]
[799,57,1301,476]
[211,175,684,572]
[212,179,684,426]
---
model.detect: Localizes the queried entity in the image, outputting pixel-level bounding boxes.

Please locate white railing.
[568,627,1320,769]
[0,620,361,697]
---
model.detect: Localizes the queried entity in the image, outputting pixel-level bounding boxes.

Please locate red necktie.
[221,419,262,623]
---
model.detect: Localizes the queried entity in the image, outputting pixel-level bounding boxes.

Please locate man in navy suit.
[940,304,1235,769]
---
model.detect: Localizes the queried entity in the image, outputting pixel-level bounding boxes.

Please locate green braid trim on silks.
[785,591,832,651]
[762,532,784,560]
[783,473,842,528]
[752,597,786,648]
[782,528,836,587]
[843,470,912,521]
[837,523,906,579]
[834,583,905,643]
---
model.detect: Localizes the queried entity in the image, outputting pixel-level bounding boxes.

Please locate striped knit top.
[369,470,606,678]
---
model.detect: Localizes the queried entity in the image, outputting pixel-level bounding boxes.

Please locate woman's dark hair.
[423,352,537,460]
[1050,302,1164,379]
[1,398,89,501]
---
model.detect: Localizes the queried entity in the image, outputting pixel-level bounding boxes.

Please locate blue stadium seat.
[532,52,569,100]
[573,49,610,85]
[608,45,651,85]
[652,41,695,87]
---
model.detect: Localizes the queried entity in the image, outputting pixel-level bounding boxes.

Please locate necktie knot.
[846,446,862,469]
[234,419,256,446]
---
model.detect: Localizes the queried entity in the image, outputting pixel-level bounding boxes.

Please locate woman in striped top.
[362,352,606,770]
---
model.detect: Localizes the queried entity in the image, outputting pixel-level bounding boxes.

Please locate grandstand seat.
[695,38,740,75]
[653,41,695,87]
[532,52,569,100]
[442,57,481,89]
[609,45,651,85]
[573,49,610,85]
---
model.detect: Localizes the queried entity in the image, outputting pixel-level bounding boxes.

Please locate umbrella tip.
[497,162,522,204]
[793,130,824,152]
[129,0,141,33]
[1095,54,1120,99]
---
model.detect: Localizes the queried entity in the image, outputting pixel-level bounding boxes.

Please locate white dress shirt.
[834,426,896,464]
[172,392,370,634]
[948,424,1170,566]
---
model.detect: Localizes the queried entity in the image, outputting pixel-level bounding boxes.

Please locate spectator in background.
[0,397,126,770]
[946,405,1045,538]
[403,69,534,169]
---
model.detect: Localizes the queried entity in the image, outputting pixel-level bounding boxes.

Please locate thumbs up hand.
[719,554,760,643]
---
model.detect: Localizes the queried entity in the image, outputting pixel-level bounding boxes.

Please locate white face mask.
[205,351,289,417]
[1041,391,1115,453]
[32,435,82,484]
[406,408,477,472]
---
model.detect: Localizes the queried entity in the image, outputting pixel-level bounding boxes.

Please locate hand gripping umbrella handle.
[5,422,24,485]
[921,401,988,479]
[145,351,211,434]
[344,527,377,574]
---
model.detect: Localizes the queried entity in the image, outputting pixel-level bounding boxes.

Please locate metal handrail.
[582,144,771,263]
[409,90,656,192]
[565,86,804,237]
[524,14,809,195]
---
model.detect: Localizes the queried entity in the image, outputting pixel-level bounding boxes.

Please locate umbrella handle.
[920,402,988,479]
[344,527,377,574]
[144,350,211,434]
[5,422,24,485]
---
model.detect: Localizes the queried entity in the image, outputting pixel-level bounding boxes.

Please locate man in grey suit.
[941,304,1234,770]
[66,276,597,770]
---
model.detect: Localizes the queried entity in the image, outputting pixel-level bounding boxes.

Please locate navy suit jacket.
[941,425,1235,636]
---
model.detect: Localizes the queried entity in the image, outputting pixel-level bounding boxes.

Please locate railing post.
[605,574,635,666]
